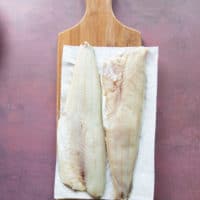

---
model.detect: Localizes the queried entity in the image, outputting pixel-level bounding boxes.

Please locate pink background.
[0,0,200,199]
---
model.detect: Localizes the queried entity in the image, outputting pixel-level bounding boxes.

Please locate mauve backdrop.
[0,1,200,200]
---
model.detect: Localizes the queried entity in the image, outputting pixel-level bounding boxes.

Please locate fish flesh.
[57,42,106,197]
[102,47,147,199]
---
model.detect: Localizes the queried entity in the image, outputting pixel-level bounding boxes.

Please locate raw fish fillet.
[102,47,147,199]
[57,42,106,197]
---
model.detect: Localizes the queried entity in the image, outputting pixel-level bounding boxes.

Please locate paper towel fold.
[54,46,158,200]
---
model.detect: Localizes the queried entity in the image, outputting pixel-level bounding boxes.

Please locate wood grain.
[56,0,141,121]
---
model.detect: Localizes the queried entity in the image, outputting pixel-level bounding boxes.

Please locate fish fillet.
[102,48,147,199]
[57,42,106,197]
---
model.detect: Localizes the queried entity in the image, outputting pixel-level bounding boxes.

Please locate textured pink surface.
[0,1,200,200]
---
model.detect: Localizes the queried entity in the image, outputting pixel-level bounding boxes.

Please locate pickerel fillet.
[57,42,106,197]
[102,48,147,199]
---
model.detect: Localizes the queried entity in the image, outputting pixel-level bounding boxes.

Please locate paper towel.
[54,45,158,200]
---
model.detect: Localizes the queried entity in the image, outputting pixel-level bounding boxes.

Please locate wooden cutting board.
[56,0,141,121]
[56,0,141,199]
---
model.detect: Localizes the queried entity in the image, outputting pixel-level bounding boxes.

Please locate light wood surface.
[57,0,141,121]
[56,1,141,199]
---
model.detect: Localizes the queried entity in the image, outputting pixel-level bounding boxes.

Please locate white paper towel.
[54,45,158,200]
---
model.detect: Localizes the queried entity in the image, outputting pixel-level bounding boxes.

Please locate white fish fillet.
[102,48,147,199]
[57,42,106,197]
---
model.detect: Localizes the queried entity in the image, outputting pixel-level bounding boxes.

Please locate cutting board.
[56,0,141,120]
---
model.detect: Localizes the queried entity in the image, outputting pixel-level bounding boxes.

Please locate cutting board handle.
[86,0,113,14]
